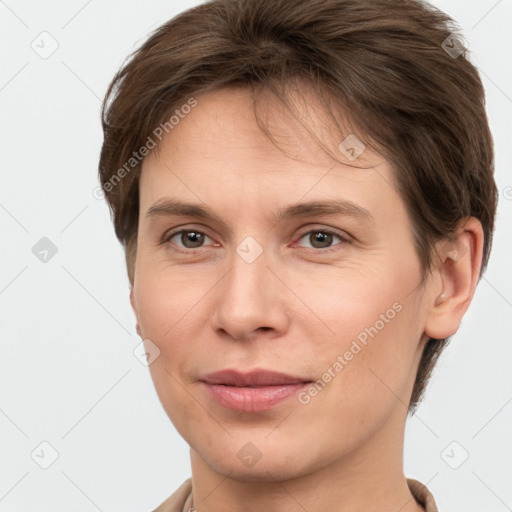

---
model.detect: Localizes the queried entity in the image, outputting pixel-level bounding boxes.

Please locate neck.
[188,406,424,512]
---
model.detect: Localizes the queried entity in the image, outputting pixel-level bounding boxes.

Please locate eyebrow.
[145,198,373,226]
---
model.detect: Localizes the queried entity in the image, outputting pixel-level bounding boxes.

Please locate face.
[130,86,430,481]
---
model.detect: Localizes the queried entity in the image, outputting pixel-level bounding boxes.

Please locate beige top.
[153,477,438,512]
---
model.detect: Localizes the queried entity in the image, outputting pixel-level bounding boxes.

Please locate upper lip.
[200,369,312,387]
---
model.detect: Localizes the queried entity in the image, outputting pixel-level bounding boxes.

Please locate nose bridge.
[225,240,271,314]
[211,237,285,340]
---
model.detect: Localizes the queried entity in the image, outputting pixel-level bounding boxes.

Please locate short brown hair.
[98,0,498,411]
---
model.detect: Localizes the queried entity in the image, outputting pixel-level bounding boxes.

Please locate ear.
[424,217,484,340]
[130,287,142,338]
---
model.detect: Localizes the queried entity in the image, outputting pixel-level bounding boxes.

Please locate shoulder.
[407,478,439,512]
[152,478,192,512]
[151,477,438,512]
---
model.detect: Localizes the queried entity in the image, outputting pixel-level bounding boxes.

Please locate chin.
[206,455,309,483]
[191,435,331,484]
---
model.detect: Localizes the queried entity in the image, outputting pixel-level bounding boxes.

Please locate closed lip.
[200,369,312,387]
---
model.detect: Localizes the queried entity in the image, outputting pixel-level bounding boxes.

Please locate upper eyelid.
[296,228,349,241]
[162,225,215,242]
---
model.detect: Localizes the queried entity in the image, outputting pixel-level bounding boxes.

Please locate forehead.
[157,86,376,164]
[138,86,404,224]
[143,86,392,177]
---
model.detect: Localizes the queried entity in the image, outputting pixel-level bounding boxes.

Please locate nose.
[210,244,289,342]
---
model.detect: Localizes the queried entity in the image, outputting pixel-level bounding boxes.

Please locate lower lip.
[201,382,309,412]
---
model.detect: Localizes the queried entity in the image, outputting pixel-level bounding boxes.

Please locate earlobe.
[129,287,135,311]
[129,287,142,338]
[423,217,484,340]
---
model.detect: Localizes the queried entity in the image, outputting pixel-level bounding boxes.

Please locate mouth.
[199,369,313,412]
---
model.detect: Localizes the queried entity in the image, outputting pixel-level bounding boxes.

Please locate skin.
[129,86,483,512]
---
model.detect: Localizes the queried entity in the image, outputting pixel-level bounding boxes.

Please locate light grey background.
[0,0,510,511]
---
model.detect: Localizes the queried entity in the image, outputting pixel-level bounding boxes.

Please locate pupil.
[183,231,204,248]
[311,232,332,248]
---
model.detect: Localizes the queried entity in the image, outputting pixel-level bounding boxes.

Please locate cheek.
[133,271,205,433]
[329,304,422,424]
[302,266,410,350]
[134,263,208,345]
[304,268,423,410]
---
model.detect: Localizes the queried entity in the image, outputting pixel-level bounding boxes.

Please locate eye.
[160,227,350,254]
[295,228,350,251]
[163,229,215,251]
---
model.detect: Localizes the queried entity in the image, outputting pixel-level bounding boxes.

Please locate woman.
[98,0,498,510]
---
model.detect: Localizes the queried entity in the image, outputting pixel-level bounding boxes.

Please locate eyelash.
[160,226,351,255]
